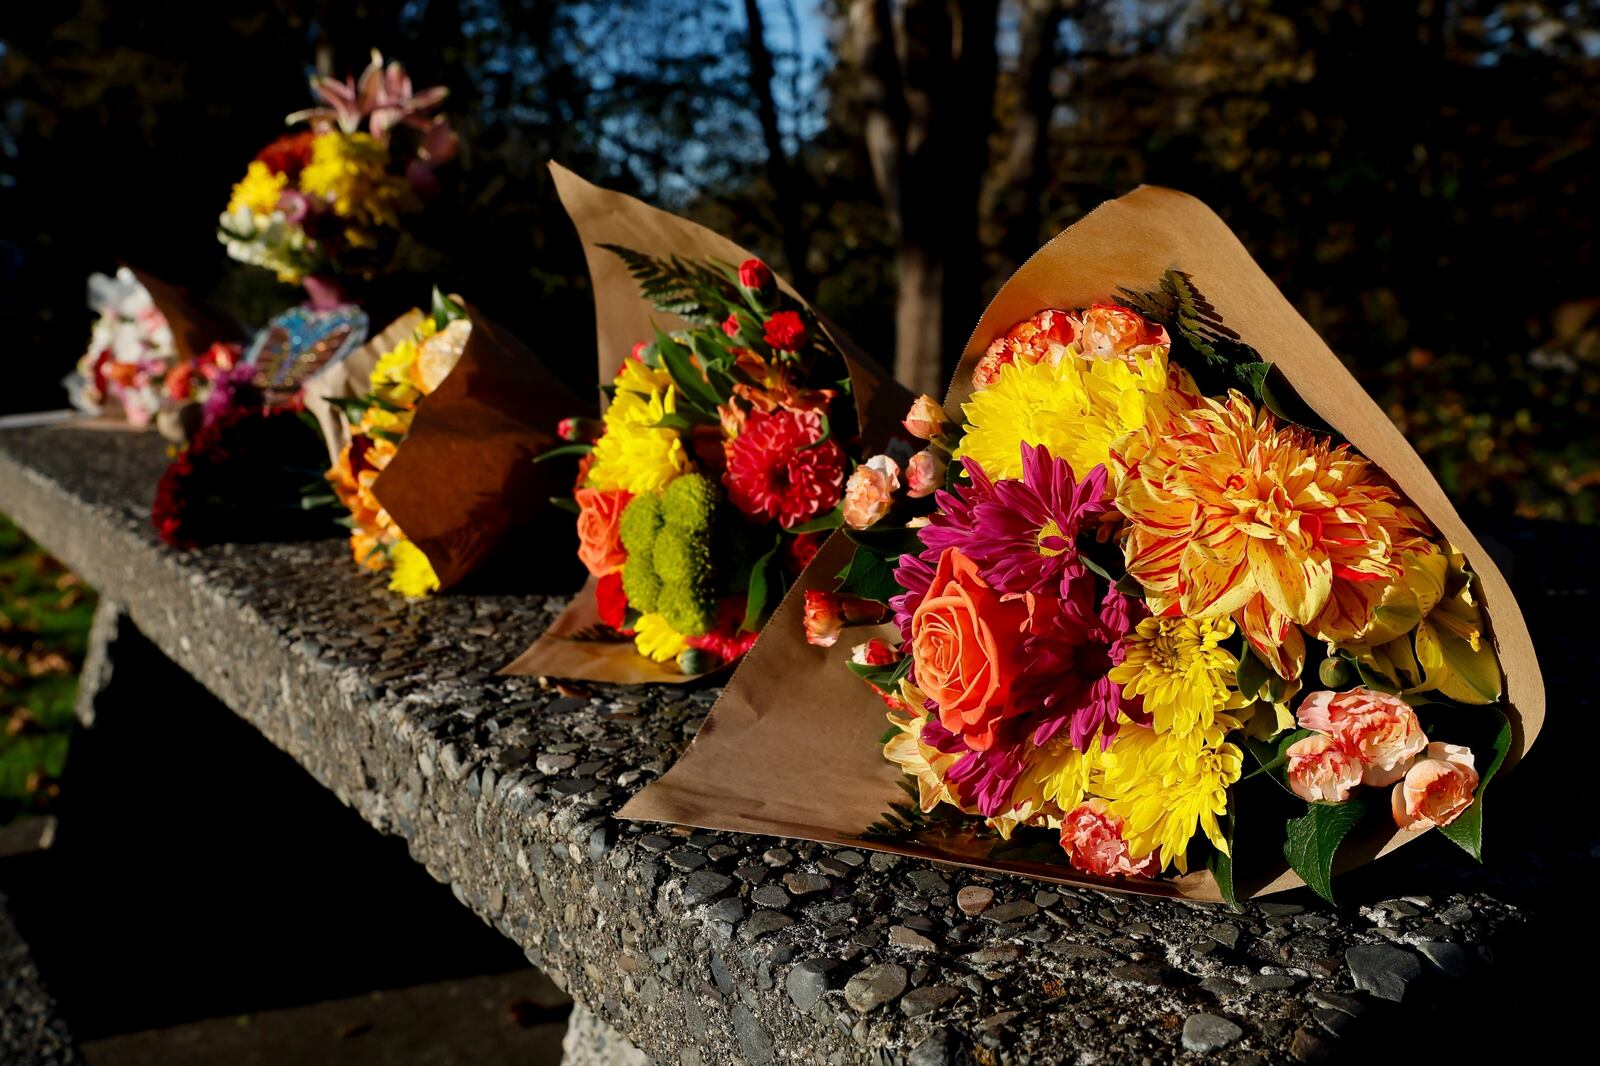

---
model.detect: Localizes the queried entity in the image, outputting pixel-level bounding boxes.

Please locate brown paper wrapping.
[501,164,912,683]
[127,266,243,363]
[369,303,586,591]
[620,185,1545,900]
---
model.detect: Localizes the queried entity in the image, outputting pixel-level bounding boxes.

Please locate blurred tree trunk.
[995,0,1071,277]
[847,0,1000,395]
[743,0,816,296]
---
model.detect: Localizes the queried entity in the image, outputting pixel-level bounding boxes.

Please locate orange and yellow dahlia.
[1114,391,1432,680]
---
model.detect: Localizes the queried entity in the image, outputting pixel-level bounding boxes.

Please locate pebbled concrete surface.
[0,423,1593,1064]
[0,891,79,1066]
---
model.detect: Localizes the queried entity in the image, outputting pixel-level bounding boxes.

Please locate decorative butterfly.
[245,306,370,398]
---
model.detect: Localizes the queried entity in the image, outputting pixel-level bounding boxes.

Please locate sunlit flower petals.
[1392,742,1478,832]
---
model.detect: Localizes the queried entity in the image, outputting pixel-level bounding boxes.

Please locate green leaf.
[1234,646,1273,701]
[1242,728,1313,785]
[431,286,468,328]
[549,496,581,515]
[847,655,912,691]
[654,326,723,414]
[1208,810,1238,908]
[532,442,593,464]
[1283,800,1367,904]
[742,542,783,632]
[787,507,843,533]
[1434,705,1512,862]
[835,545,901,603]
[844,525,923,561]
[649,411,714,432]
[797,413,832,452]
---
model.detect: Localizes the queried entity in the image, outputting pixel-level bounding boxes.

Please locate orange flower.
[1076,304,1170,365]
[1115,392,1431,679]
[909,548,1032,751]
[328,432,400,569]
[575,487,631,577]
[1392,742,1478,832]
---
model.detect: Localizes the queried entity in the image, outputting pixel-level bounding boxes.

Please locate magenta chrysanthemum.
[922,714,1029,818]
[1018,585,1147,752]
[964,445,1110,593]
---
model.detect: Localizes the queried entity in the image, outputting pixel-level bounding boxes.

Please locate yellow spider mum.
[1108,615,1238,737]
[586,362,690,494]
[957,346,1187,483]
[388,539,440,598]
[1097,723,1242,874]
[1020,732,1100,816]
[227,161,287,218]
[299,132,416,230]
[633,612,689,663]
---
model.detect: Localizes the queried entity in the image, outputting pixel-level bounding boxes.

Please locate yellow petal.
[1247,535,1332,624]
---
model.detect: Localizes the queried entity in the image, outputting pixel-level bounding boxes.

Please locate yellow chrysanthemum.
[1108,615,1238,737]
[1097,723,1242,874]
[957,346,1186,483]
[1020,732,1100,816]
[586,362,689,494]
[388,539,440,598]
[227,161,287,218]
[369,316,438,406]
[299,132,416,229]
[633,612,689,663]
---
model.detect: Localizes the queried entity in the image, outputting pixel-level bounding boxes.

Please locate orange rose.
[910,547,1031,751]
[1392,742,1478,832]
[575,488,631,576]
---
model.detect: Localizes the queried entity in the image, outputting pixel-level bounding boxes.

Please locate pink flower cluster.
[1285,687,1479,832]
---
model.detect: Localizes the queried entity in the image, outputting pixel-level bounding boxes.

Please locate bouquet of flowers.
[65,268,245,433]
[506,165,910,682]
[323,291,472,597]
[619,187,1542,903]
[218,50,455,290]
[307,288,583,598]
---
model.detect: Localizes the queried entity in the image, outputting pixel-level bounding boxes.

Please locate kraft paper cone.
[621,185,1545,901]
[371,303,586,591]
[502,163,913,683]
[304,309,426,466]
[127,265,244,363]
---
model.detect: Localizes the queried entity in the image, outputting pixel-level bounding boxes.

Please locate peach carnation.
[1059,799,1158,878]
[1297,686,1427,786]
[843,454,900,530]
[1285,733,1364,803]
[971,309,1079,390]
[1392,742,1478,832]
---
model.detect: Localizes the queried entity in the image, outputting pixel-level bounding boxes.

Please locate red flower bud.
[738,258,773,291]
[722,313,741,338]
[558,417,602,443]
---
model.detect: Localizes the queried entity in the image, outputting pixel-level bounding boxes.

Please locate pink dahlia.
[723,407,846,528]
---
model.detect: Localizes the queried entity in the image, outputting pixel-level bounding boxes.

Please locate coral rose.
[575,487,631,577]
[1297,687,1427,786]
[1285,733,1364,803]
[1059,799,1158,878]
[910,547,1032,751]
[843,455,900,529]
[1392,742,1478,832]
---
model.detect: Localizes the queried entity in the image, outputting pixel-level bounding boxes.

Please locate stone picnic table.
[0,421,1593,1064]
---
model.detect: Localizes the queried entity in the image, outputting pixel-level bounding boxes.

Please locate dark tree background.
[2,0,1597,521]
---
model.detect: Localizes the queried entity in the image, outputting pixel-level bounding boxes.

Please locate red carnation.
[722,313,741,338]
[738,258,773,291]
[723,407,845,528]
[595,570,629,631]
[629,341,650,364]
[762,311,807,352]
[255,131,316,178]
